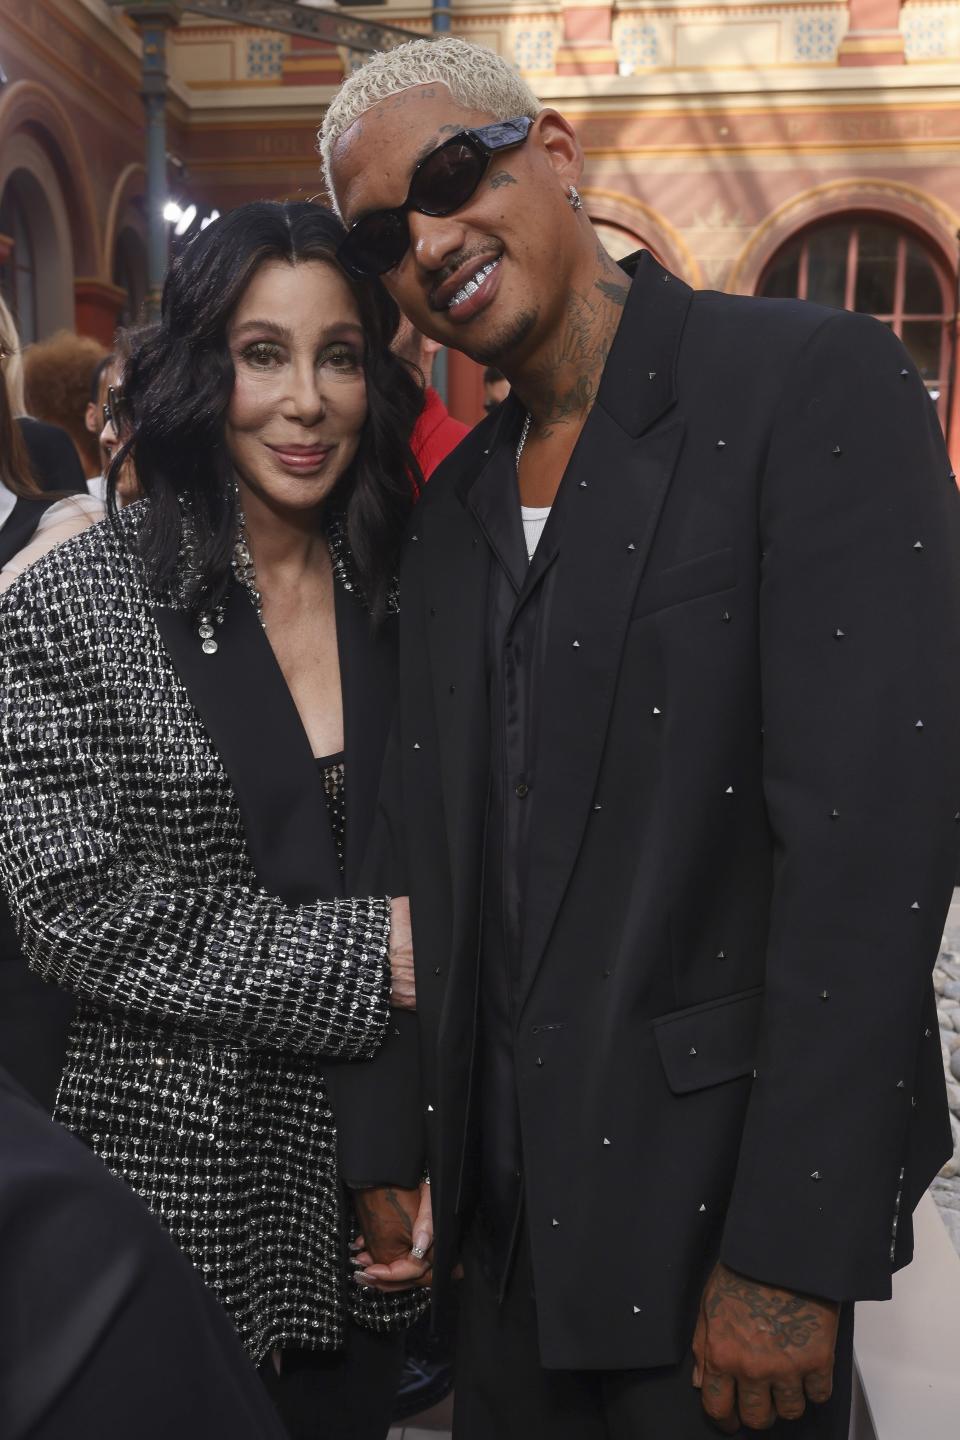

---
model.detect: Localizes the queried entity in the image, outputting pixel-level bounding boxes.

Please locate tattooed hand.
[351,1181,433,1293]
[692,1262,840,1432]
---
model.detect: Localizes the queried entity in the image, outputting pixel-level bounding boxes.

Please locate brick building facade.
[1,0,959,460]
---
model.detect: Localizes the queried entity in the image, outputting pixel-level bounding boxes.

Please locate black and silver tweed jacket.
[0,505,421,1361]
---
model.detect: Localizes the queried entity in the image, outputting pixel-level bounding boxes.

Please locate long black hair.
[116,201,422,620]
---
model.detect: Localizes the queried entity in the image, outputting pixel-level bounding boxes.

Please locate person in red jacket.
[395,317,469,485]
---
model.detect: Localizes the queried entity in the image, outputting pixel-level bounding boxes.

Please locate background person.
[94,324,153,506]
[323,37,960,1439]
[84,350,115,497]
[0,315,104,1108]
[393,316,468,482]
[0,1063,288,1440]
[482,366,509,414]
[0,200,431,1440]
[0,294,87,495]
[22,326,107,479]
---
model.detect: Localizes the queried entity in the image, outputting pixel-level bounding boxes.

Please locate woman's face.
[225,258,368,518]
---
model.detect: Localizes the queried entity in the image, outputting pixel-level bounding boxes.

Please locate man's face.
[330,86,578,369]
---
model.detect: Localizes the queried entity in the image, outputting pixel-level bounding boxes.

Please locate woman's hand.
[389,896,416,1011]
[352,1180,433,1293]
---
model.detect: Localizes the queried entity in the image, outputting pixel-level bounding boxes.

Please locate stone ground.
[931,889,960,1255]
[389,895,960,1435]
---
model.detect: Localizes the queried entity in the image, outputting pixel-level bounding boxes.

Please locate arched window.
[0,180,38,343]
[759,218,952,421]
[113,225,148,329]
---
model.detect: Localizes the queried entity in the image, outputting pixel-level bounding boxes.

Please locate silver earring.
[568,185,583,211]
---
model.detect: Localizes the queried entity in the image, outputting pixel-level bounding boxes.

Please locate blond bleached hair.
[319,37,541,206]
[0,293,26,417]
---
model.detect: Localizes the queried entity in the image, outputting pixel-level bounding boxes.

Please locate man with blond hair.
[322,37,960,1438]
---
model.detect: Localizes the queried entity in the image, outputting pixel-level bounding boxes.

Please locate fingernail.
[351,1256,364,1269]
[352,1273,371,1287]
[414,1230,431,1253]
[349,1239,363,1253]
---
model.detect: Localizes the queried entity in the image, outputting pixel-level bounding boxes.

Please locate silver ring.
[411,1245,426,1261]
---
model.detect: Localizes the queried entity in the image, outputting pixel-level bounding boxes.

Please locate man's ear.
[533,109,584,191]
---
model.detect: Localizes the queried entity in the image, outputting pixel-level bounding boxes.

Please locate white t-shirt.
[520,504,551,563]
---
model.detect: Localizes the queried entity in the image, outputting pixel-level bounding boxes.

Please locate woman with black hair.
[0,202,431,1439]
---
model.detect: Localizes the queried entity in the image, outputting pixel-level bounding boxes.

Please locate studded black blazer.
[380,250,960,1370]
[0,506,422,1362]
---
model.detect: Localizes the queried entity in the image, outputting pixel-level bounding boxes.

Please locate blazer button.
[515,781,529,798]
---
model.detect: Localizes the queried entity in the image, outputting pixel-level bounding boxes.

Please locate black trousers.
[260,1325,406,1440]
[453,1230,854,1440]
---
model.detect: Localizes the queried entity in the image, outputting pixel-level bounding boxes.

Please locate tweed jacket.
[0,505,422,1362]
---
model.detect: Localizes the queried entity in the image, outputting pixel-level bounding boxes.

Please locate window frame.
[759,216,952,424]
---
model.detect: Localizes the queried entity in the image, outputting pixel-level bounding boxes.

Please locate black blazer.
[16,416,87,495]
[380,250,960,1369]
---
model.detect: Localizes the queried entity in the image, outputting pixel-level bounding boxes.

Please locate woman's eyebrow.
[231,318,292,342]
[230,320,365,342]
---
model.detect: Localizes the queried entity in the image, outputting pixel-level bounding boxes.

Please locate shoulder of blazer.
[684,287,847,357]
[0,502,145,626]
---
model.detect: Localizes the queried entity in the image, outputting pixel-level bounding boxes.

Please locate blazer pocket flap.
[653,986,763,1095]
[637,546,737,618]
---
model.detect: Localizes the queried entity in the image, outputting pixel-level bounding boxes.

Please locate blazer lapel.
[517,252,692,1008]
[152,585,342,904]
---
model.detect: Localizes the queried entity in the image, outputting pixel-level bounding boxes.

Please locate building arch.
[0,138,75,340]
[581,187,703,287]
[103,164,146,279]
[728,179,959,298]
[104,165,148,326]
[0,80,100,283]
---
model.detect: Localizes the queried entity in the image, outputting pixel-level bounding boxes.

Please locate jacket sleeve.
[325,699,425,1189]
[720,310,960,1300]
[0,594,391,1061]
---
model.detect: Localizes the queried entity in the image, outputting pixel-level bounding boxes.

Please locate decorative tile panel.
[616,22,663,72]
[245,35,286,80]
[513,27,558,73]
[902,3,960,59]
[791,13,843,62]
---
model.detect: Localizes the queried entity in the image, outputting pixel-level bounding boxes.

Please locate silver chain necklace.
[516,411,532,471]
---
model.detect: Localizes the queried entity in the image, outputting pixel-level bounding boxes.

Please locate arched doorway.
[0,164,72,342]
[757,216,953,424]
[113,224,148,328]
[0,177,37,341]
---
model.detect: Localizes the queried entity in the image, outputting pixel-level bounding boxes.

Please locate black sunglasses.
[102,385,132,434]
[337,115,534,279]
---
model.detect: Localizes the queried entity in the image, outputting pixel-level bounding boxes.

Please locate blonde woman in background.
[0,294,88,495]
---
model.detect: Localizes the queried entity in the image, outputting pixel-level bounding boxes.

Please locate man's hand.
[692,1262,840,1432]
[389,896,416,1011]
[351,1181,432,1293]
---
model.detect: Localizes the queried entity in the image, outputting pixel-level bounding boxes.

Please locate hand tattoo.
[705,1269,826,1351]
[352,1187,413,1257]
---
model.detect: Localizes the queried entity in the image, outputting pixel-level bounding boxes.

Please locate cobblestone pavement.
[932,889,960,1256]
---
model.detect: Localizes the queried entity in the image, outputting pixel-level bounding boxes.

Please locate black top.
[16,416,87,495]
[315,752,346,878]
